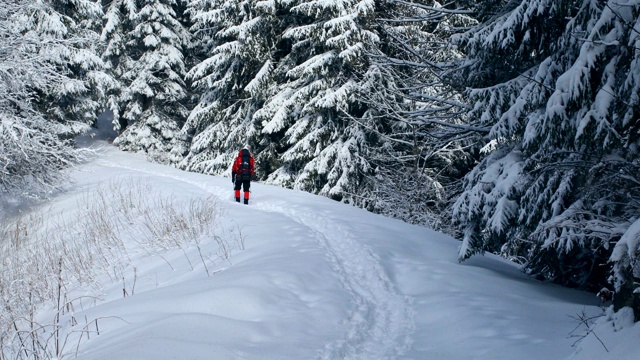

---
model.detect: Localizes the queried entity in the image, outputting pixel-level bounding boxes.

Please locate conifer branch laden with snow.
[451,0,640,318]
[22,0,113,133]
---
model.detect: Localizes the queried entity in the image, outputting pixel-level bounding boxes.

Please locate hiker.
[231,146,256,204]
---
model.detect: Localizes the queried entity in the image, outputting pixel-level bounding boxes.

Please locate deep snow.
[9,138,639,360]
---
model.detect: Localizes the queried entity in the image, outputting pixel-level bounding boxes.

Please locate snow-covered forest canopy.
[1,0,639,335]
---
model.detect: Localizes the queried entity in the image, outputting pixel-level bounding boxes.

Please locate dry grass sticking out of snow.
[0,178,237,359]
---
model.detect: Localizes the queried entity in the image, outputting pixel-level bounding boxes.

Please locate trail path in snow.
[255,200,414,359]
[94,151,415,359]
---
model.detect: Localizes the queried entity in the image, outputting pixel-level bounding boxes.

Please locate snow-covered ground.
[5,139,639,359]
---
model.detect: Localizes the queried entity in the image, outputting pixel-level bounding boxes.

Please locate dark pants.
[234,179,250,192]
[234,178,250,201]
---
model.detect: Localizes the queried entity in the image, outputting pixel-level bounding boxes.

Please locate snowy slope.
[21,142,637,359]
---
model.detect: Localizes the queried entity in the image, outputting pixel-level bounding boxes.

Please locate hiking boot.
[244,198,249,205]
[235,197,240,202]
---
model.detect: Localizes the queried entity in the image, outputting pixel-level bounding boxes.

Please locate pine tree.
[174,0,278,172]
[180,0,471,215]
[24,0,111,136]
[451,0,640,316]
[248,0,381,202]
[104,0,191,160]
[102,0,138,132]
[180,0,379,202]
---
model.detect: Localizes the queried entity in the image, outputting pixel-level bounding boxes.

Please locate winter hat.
[242,144,250,152]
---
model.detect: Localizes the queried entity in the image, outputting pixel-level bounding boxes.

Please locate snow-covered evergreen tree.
[250,0,381,202]
[179,0,473,217]
[104,0,191,160]
[451,0,640,315]
[101,0,138,132]
[21,0,111,135]
[174,0,278,172]
[0,0,93,196]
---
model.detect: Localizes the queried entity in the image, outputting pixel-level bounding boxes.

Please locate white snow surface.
[25,141,639,360]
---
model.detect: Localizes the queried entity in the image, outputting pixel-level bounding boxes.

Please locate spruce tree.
[26,0,110,136]
[102,0,138,133]
[451,0,640,317]
[174,0,278,172]
[104,0,191,161]
[180,0,470,214]
[180,0,379,203]
[250,0,381,202]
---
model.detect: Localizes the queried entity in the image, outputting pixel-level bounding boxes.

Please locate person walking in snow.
[231,146,256,204]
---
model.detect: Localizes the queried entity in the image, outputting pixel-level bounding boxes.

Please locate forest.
[1,0,638,323]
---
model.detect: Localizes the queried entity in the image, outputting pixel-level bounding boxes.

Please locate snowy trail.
[94,151,415,359]
[255,200,414,359]
[61,145,605,360]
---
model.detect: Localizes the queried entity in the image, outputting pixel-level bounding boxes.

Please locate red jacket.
[231,149,256,178]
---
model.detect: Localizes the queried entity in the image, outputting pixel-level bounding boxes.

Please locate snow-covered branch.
[0,0,97,197]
